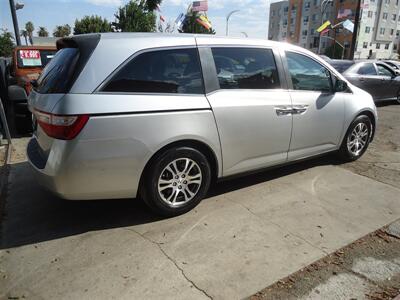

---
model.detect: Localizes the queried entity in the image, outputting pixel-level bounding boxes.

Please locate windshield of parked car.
[17,49,57,68]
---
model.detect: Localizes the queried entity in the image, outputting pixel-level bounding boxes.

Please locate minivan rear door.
[197,42,293,176]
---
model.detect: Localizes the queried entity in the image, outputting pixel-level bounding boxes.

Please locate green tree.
[74,15,112,35]
[180,12,215,34]
[25,21,35,45]
[53,24,71,37]
[113,0,158,32]
[20,29,28,45]
[37,26,49,37]
[145,0,162,11]
[0,30,14,57]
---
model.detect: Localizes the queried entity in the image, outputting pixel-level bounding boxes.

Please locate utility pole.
[9,0,21,46]
[349,0,362,60]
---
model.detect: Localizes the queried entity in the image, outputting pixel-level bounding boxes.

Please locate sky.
[1,0,278,42]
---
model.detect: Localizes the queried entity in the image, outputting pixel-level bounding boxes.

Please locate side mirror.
[335,79,348,92]
[394,70,400,77]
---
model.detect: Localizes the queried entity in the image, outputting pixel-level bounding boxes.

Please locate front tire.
[141,147,211,217]
[338,115,372,162]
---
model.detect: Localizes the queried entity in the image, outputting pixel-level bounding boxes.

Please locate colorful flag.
[175,13,186,29]
[321,28,330,35]
[160,15,165,22]
[199,15,211,27]
[343,19,354,33]
[196,18,211,29]
[192,1,208,12]
[317,20,331,33]
[337,8,352,19]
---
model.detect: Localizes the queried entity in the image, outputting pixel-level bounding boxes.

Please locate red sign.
[19,50,41,60]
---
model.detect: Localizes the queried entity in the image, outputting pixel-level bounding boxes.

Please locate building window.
[385,43,390,49]
[397,30,400,36]
[368,11,373,18]
[303,16,309,23]
[393,14,397,20]
[380,28,385,35]
[363,42,368,48]
[376,43,381,49]
[302,30,308,35]
[312,14,317,21]
[394,43,398,50]
[383,12,388,19]
[305,2,310,8]
[311,29,315,35]
[314,0,318,5]
[397,0,399,5]
[365,26,371,33]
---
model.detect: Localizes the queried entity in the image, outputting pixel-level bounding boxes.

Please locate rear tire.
[141,147,211,217]
[338,115,372,162]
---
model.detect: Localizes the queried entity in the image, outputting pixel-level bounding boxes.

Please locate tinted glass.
[377,64,393,76]
[103,48,203,94]
[286,52,331,92]
[357,63,377,75]
[35,48,79,94]
[211,47,280,89]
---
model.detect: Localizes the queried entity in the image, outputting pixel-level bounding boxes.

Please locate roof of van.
[95,32,286,47]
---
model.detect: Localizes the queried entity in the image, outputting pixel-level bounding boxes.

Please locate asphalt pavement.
[0,102,399,300]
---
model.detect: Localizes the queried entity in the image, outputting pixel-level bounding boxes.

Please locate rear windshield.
[17,49,57,68]
[35,48,79,94]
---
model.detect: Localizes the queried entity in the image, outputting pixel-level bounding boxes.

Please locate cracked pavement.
[1,103,400,299]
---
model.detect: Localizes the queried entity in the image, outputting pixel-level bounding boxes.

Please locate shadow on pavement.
[1,155,340,249]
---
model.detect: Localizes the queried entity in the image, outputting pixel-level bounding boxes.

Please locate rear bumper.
[27,136,141,200]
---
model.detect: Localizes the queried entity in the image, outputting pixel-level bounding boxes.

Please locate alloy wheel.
[347,123,369,156]
[157,158,202,207]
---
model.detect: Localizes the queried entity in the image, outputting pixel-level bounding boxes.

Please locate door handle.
[292,105,309,115]
[359,77,365,81]
[274,106,292,116]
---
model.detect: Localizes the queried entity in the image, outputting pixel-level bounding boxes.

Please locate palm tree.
[25,21,34,45]
[20,29,28,45]
[37,26,49,37]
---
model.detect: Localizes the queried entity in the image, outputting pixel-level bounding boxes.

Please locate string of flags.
[316,18,354,35]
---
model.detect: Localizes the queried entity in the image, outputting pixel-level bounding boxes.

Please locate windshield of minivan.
[17,49,57,68]
[35,48,79,94]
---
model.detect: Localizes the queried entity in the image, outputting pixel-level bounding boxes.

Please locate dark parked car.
[329,59,355,73]
[342,61,400,103]
[383,60,400,70]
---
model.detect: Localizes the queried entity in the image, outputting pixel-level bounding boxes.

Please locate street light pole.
[318,0,333,54]
[9,0,21,46]
[349,0,362,59]
[226,10,240,36]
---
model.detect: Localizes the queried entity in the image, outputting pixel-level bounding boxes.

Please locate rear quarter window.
[102,48,204,94]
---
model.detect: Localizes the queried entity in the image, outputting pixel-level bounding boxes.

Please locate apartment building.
[269,0,336,53]
[354,0,400,59]
[269,1,289,41]
[269,0,400,59]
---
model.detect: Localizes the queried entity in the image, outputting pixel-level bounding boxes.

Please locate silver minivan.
[28,33,377,216]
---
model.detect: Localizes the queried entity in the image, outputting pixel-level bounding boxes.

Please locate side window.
[357,63,377,75]
[285,51,331,92]
[376,64,393,76]
[102,48,204,94]
[211,47,280,89]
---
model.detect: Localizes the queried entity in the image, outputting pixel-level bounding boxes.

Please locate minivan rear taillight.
[34,110,89,140]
